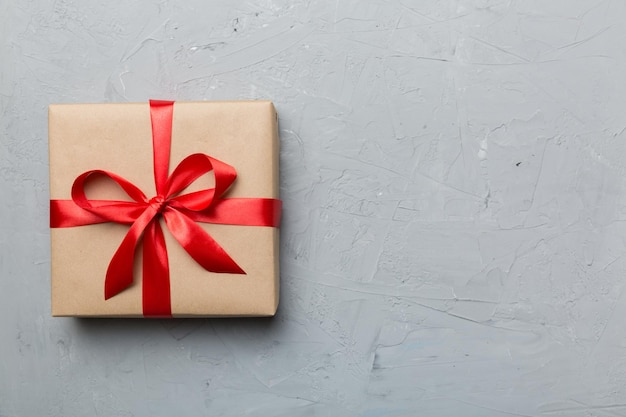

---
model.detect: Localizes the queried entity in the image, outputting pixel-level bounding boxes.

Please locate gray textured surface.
[2,0,626,416]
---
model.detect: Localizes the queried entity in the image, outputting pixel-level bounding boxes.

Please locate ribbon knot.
[50,100,282,317]
[149,195,167,213]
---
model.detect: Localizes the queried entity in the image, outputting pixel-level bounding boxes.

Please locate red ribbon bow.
[50,100,281,317]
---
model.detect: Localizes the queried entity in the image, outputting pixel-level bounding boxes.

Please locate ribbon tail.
[163,209,245,274]
[105,208,158,299]
[142,220,172,318]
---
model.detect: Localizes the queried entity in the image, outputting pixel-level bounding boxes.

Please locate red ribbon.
[50,100,282,318]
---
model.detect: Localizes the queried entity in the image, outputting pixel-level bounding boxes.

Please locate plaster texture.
[2,0,626,416]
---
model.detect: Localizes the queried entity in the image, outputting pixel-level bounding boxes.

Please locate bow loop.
[165,153,216,197]
[164,153,237,211]
[71,170,149,223]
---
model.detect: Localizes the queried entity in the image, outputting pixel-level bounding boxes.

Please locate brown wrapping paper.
[49,101,280,317]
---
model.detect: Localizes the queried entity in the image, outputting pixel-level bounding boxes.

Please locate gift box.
[49,101,281,317]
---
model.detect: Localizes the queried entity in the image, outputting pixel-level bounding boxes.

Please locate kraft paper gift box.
[49,101,280,317]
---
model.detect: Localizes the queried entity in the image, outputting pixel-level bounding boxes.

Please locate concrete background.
[2,0,626,416]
